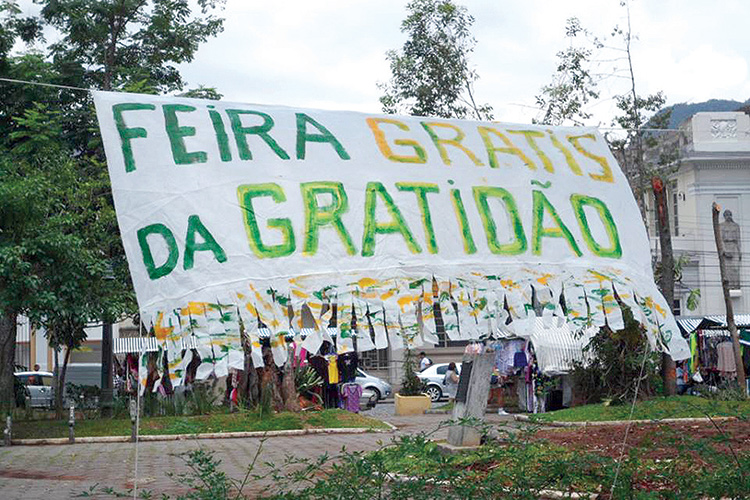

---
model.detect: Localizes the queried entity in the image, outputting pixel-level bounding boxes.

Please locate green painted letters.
[137,223,179,280]
[237,183,296,258]
[113,103,156,172]
[183,214,227,270]
[226,109,290,161]
[531,190,582,256]
[208,107,232,162]
[570,194,622,258]
[361,182,421,257]
[300,181,356,255]
[472,186,526,255]
[450,189,477,254]
[163,104,208,165]
[396,182,440,254]
[296,113,350,160]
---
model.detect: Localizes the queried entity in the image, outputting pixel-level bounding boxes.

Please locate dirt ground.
[534,419,750,461]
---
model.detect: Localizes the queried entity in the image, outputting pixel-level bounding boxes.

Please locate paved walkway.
[0,412,516,499]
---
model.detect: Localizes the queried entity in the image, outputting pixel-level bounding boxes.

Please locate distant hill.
[653,98,750,128]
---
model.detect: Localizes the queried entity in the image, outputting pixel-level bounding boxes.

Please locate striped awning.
[114,336,200,354]
[113,327,338,353]
[705,314,750,329]
[676,317,705,335]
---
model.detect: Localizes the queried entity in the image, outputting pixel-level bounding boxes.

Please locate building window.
[360,347,389,370]
[672,299,681,316]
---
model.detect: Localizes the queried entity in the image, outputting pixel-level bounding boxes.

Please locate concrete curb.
[513,414,739,427]
[11,421,397,447]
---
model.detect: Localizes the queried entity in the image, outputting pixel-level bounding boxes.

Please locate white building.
[15,319,127,374]
[650,111,750,317]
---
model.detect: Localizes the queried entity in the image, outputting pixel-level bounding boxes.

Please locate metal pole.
[101,322,113,417]
[68,404,75,444]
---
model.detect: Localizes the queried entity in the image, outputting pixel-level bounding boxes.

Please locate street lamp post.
[101,321,113,417]
[100,264,115,417]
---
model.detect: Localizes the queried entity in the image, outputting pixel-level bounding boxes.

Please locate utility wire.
[0,77,736,133]
[610,341,651,496]
[0,76,92,93]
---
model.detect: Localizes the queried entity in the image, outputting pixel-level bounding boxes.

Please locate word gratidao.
[136,180,620,280]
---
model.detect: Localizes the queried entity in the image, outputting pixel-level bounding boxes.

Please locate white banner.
[94,91,689,362]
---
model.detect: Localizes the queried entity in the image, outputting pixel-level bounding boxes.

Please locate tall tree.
[0,0,226,412]
[39,0,225,93]
[379,0,492,120]
[0,1,49,412]
[534,17,601,127]
[535,2,690,396]
[608,3,679,395]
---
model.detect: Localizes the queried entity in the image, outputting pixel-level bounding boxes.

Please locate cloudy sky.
[19,0,750,126]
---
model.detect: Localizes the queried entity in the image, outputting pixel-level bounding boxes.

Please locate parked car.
[417,363,461,402]
[355,368,392,401]
[14,371,55,408]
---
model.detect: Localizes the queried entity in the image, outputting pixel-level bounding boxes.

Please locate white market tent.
[511,318,597,376]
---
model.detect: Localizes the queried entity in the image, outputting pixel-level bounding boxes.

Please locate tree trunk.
[281,348,301,412]
[0,311,18,412]
[246,365,260,407]
[261,346,283,412]
[653,177,677,396]
[55,344,72,419]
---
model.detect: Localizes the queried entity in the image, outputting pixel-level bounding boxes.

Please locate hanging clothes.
[513,350,528,368]
[716,341,737,376]
[308,355,328,383]
[327,355,340,384]
[339,383,363,413]
[689,332,699,374]
[337,351,358,383]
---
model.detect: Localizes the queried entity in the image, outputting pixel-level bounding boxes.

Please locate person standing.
[419,352,433,371]
[444,362,460,402]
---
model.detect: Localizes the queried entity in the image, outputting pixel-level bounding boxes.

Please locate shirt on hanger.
[327,355,340,384]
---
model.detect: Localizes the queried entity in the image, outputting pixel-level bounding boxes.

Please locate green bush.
[571,307,661,406]
[65,383,101,410]
[186,381,220,416]
[399,349,427,396]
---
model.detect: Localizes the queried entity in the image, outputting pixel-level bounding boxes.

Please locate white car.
[15,371,55,408]
[355,368,392,401]
[417,363,461,402]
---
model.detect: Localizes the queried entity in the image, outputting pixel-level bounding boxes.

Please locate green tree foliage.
[0,0,226,412]
[179,85,223,101]
[38,0,225,93]
[379,0,492,120]
[398,349,427,396]
[571,307,661,405]
[534,17,600,126]
[1,104,136,414]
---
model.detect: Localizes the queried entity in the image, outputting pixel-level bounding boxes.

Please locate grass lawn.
[12,408,389,440]
[531,395,750,422]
